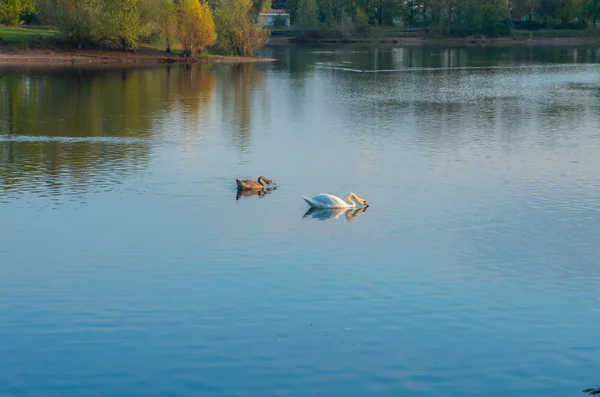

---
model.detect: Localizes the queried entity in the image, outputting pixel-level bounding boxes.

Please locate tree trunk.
[166,31,172,53]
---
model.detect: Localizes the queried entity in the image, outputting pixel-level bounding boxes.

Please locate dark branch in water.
[583,387,600,395]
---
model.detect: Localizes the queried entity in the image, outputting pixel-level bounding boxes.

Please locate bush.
[215,0,270,56]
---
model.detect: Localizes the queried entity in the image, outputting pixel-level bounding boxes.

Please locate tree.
[286,0,299,21]
[178,0,216,57]
[159,0,178,52]
[560,0,582,26]
[319,0,348,26]
[400,0,419,26]
[373,0,399,26]
[510,0,539,22]
[36,0,162,50]
[457,0,509,34]
[353,6,369,27]
[39,0,101,48]
[98,0,158,51]
[337,11,355,37]
[537,0,562,25]
[296,0,318,31]
[582,0,600,27]
[215,0,270,57]
[0,0,35,25]
[260,0,272,13]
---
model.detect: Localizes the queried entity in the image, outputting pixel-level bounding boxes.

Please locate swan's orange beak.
[364,202,369,207]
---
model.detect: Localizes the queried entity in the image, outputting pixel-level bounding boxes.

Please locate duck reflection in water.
[302,207,368,222]
[236,187,277,201]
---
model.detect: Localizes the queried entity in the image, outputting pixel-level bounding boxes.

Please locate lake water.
[1,45,600,397]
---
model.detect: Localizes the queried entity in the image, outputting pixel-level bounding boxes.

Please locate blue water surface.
[1,45,600,397]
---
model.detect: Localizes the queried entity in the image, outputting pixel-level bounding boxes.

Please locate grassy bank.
[0,26,275,65]
[0,25,60,44]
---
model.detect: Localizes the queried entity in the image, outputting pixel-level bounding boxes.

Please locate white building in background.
[258,9,290,27]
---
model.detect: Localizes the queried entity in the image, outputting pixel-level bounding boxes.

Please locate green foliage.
[158,0,177,51]
[510,0,538,21]
[32,0,219,53]
[582,0,600,26]
[25,0,600,47]
[296,0,318,30]
[36,0,100,47]
[560,0,582,25]
[34,0,157,50]
[336,11,354,36]
[319,0,341,26]
[376,0,399,26]
[456,0,510,34]
[536,0,562,24]
[215,0,270,56]
[352,7,369,28]
[0,0,35,25]
[286,0,299,21]
[98,0,158,50]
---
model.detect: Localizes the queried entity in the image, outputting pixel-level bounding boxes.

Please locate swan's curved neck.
[346,193,358,207]
[258,176,267,185]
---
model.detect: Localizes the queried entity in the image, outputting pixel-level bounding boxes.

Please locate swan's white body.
[302,193,368,209]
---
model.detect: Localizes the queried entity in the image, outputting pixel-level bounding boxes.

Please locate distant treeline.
[1,0,599,46]
[0,0,269,56]
[276,0,600,35]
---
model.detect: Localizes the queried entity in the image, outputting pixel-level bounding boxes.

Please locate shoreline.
[0,34,597,66]
[0,47,277,66]
[267,35,600,47]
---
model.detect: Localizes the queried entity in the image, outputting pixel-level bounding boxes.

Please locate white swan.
[302,192,369,209]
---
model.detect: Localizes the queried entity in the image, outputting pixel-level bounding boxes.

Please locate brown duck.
[236,176,275,191]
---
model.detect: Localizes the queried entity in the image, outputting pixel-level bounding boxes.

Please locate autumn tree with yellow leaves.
[177,0,217,57]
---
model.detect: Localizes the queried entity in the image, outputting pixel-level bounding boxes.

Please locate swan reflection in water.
[236,187,277,201]
[302,207,368,222]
